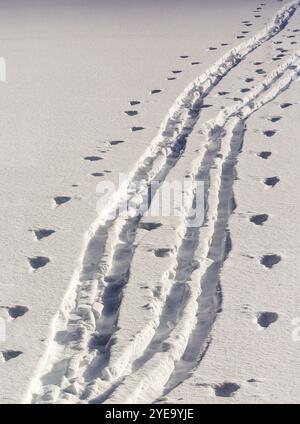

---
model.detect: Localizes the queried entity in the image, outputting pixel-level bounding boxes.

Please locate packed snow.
[0,0,300,404]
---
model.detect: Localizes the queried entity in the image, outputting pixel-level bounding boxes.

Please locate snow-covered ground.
[0,0,300,404]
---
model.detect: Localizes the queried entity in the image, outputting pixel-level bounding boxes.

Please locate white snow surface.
[0,0,300,404]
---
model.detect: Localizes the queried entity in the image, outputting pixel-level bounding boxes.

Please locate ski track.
[28,0,300,404]
[102,55,298,404]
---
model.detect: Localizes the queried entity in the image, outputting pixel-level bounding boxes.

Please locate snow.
[0,0,300,404]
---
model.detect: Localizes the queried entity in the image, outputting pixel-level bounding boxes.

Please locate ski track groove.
[28,0,300,404]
